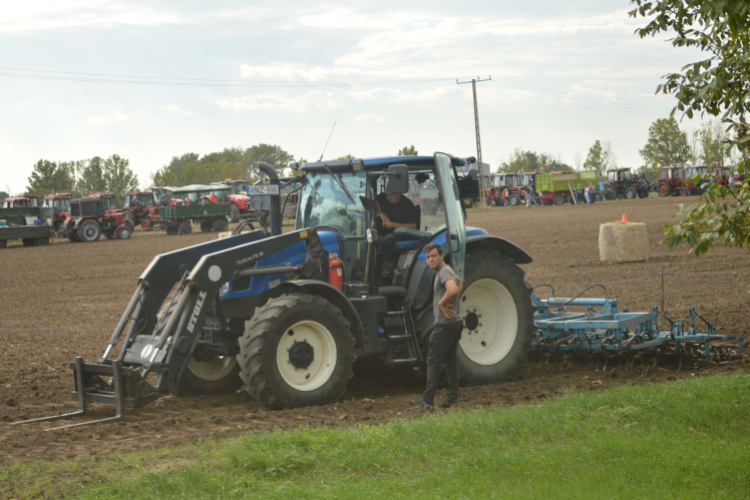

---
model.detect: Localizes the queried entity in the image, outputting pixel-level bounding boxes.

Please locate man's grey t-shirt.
[433,264,463,324]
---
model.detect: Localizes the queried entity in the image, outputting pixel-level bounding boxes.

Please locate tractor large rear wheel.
[508,193,520,206]
[457,250,534,385]
[77,220,101,242]
[657,182,671,197]
[238,293,355,410]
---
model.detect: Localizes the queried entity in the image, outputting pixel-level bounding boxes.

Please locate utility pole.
[457,76,491,206]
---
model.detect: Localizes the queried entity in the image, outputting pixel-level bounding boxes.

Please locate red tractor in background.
[60,197,133,242]
[122,191,161,231]
[211,180,253,222]
[491,173,530,206]
[711,166,745,186]
[603,168,650,200]
[655,166,688,196]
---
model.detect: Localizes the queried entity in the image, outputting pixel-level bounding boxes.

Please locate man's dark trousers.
[423,321,463,405]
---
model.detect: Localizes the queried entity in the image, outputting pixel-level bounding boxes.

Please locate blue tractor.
[21,153,536,427]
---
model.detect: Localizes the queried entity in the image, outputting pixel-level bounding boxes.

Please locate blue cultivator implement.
[531,289,743,366]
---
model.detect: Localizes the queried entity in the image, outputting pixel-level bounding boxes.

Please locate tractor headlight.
[219,282,229,296]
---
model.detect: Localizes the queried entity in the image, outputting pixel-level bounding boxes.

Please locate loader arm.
[122,229,312,395]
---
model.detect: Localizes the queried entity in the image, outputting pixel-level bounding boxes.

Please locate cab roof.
[302,155,468,173]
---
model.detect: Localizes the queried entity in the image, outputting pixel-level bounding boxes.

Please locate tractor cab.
[3,195,39,208]
[606,168,632,183]
[685,165,709,178]
[42,193,72,229]
[491,173,521,188]
[89,193,119,213]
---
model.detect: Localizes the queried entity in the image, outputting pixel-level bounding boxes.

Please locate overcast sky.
[0,0,706,193]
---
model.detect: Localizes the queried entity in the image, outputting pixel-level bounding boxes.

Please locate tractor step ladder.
[384,309,423,364]
[567,182,578,204]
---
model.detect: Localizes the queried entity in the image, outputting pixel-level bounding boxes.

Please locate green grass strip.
[5,373,750,499]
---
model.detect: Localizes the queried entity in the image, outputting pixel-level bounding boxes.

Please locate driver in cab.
[375,185,417,285]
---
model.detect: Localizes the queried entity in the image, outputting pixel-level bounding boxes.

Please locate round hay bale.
[599,222,648,262]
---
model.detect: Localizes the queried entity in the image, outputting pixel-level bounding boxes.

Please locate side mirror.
[288,161,299,171]
[387,164,409,194]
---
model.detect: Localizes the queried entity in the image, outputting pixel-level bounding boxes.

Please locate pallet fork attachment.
[10,357,133,431]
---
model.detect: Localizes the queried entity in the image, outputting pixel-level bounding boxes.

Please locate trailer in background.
[535,170,601,205]
[0,224,52,249]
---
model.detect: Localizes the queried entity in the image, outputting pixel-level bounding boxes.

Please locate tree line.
[496,117,739,181]
[24,155,139,200]
[15,144,418,202]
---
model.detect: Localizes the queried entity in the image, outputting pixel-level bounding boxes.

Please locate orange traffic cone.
[621,213,627,223]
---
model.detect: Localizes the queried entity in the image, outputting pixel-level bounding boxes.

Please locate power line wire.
[491,76,666,112]
[478,81,665,116]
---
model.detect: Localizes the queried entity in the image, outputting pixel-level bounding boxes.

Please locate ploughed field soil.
[1,196,748,465]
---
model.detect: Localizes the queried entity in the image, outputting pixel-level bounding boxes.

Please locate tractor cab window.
[298,171,367,237]
[54,198,71,212]
[607,171,617,182]
[124,195,135,208]
[621,170,632,179]
[661,170,670,179]
[405,170,445,234]
[138,193,153,207]
[673,168,684,179]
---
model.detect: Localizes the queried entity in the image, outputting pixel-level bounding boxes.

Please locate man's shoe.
[437,401,456,408]
[410,401,434,410]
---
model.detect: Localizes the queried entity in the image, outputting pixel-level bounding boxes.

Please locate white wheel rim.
[277,320,337,391]
[459,278,518,366]
[187,356,237,381]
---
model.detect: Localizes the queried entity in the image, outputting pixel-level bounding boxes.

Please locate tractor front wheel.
[178,221,192,235]
[238,293,355,410]
[624,187,637,199]
[552,193,566,205]
[141,219,153,232]
[657,182,671,197]
[457,250,534,386]
[116,224,132,240]
[165,224,178,235]
[679,187,689,196]
[200,221,213,233]
[637,189,649,198]
[508,193,521,206]
[77,220,101,242]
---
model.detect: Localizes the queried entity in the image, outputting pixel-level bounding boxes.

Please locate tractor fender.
[465,235,533,265]
[274,279,366,350]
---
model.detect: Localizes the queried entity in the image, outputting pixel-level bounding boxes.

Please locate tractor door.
[434,152,466,279]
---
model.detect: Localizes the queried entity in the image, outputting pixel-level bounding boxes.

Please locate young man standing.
[411,242,464,409]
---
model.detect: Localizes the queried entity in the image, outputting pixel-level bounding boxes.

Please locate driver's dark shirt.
[375,192,417,235]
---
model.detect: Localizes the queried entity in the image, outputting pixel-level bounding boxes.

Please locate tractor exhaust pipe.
[258,162,282,236]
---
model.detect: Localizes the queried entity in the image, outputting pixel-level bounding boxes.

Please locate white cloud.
[0,1,181,33]
[355,113,387,124]
[238,63,361,82]
[158,104,193,116]
[215,91,344,114]
[88,110,137,124]
[348,86,455,105]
